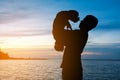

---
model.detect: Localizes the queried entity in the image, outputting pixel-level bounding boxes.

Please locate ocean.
[0,59,120,80]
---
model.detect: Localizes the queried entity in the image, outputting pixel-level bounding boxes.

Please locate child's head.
[80,15,98,31]
[68,10,80,22]
[55,10,79,23]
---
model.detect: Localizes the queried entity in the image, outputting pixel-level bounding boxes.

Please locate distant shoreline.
[82,59,120,61]
[0,58,48,60]
[0,50,48,60]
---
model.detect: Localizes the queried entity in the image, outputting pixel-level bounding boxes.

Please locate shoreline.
[0,58,48,60]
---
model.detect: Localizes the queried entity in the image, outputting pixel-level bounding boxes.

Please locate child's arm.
[66,21,72,30]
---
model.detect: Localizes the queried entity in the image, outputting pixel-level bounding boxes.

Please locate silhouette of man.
[52,10,79,51]
[61,15,98,80]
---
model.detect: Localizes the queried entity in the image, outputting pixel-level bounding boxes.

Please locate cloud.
[82,42,120,59]
[0,29,51,37]
[0,0,54,37]
[0,12,29,24]
[0,0,42,24]
[0,41,4,44]
[88,29,120,45]
[82,52,99,55]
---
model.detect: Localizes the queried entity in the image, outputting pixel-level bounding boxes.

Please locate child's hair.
[67,10,79,22]
[80,15,98,31]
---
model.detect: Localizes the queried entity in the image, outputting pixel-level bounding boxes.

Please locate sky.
[0,0,120,59]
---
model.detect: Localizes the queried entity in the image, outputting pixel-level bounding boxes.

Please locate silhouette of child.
[52,10,79,51]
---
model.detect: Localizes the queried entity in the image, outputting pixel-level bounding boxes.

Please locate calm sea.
[0,59,120,80]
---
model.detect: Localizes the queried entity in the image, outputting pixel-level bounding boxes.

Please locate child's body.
[52,10,79,51]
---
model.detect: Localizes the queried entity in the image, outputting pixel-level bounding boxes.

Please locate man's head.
[80,15,98,31]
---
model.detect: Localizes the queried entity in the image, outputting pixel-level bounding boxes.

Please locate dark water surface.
[0,59,120,80]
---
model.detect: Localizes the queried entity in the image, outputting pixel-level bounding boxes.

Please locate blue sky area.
[0,0,120,59]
